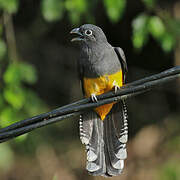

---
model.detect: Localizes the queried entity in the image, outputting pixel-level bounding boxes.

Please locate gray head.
[70,24,107,44]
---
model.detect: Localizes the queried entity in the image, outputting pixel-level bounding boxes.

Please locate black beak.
[70,28,83,42]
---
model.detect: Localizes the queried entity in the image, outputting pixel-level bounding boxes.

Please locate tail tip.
[86,162,100,172]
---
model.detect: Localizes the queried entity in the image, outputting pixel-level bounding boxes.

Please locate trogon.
[70,24,128,177]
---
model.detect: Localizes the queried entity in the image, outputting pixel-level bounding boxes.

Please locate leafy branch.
[0,66,179,143]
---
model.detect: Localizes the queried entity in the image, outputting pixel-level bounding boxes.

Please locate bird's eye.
[85,29,93,36]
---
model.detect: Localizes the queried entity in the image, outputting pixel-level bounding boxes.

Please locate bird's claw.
[91,94,98,102]
[114,85,120,93]
[113,81,120,93]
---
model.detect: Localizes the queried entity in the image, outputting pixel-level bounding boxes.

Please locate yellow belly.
[83,70,123,120]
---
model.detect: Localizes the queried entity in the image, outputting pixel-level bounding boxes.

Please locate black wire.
[0,112,82,143]
[0,66,179,134]
[0,66,179,143]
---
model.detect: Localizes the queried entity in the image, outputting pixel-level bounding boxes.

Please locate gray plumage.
[77,25,123,78]
[71,24,128,177]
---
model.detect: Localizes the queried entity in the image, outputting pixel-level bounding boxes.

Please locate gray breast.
[81,43,121,78]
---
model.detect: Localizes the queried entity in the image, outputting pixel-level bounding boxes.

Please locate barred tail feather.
[79,100,128,177]
[104,100,128,176]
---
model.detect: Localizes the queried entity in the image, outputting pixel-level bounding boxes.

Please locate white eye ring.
[85,29,93,36]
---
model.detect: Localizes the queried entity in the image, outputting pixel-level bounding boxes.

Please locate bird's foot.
[91,93,98,102]
[113,81,120,93]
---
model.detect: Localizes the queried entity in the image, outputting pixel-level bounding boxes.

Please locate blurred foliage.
[0,57,47,129]
[41,0,127,23]
[0,40,6,60]
[41,0,64,22]
[0,0,19,14]
[159,160,180,180]
[41,0,88,24]
[64,0,88,24]
[40,0,180,52]
[132,14,177,52]
[104,0,126,22]
[132,0,179,52]
[132,13,149,49]
[0,5,47,129]
[0,143,14,171]
[142,0,156,9]
[0,1,48,171]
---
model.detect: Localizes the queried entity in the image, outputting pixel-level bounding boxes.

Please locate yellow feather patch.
[83,70,123,120]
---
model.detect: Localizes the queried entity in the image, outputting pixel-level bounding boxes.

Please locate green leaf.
[3,63,21,85]
[65,0,88,24]
[65,0,87,13]
[148,16,165,39]
[3,62,37,85]
[0,40,7,60]
[41,0,64,22]
[3,86,25,109]
[160,32,175,52]
[19,62,37,84]
[104,0,126,23]
[0,0,19,13]
[142,0,156,9]
[0,107,18,127]
[132,14,149,49]
[148,16,175,52]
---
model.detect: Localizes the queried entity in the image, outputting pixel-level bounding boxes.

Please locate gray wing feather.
[114,47,128,81]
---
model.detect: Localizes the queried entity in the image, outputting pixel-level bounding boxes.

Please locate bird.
[70,24,128,177]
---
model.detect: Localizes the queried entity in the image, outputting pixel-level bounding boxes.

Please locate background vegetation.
[0,0,179,179]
